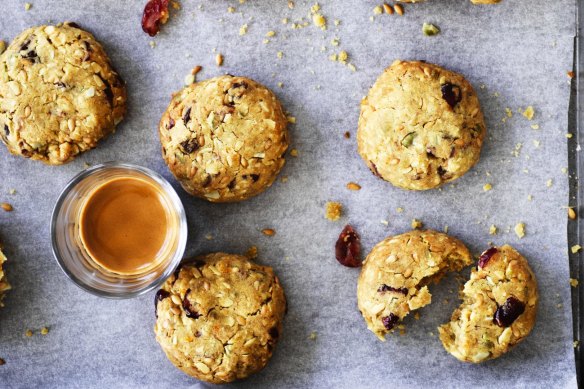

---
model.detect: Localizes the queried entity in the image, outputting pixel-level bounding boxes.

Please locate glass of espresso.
[51,162,187,298]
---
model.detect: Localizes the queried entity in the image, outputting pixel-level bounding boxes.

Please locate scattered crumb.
[8,189,15,195]
[396,207,404,213]
[569,208,577,220]
[373,5,383,15]
[422,23,440,36]
[280,176,288,183]
[514,223,525,239]
[489,225,497,235]
[522,106,535,120]
[546,179,553,188]
[191,65,202,76]
[309,331,317,340]
[571,245,582,254]
[574,340,580,348]
[344,131,350,139]
[380,220,389,226]
[325,202,342,221]
[568,71,576,79]
[312,13,326,29]
[227,6,235,13]
[1,203,13,212]
[205,234,214,240]
[531,123,540,130]
[414,312,420,320]
[567,133,574,139]
[215,53,224,66]
[411,219,423,229]
[0,358,4,365]
[25,329,33,337]
[239,24,248,36]
[288,0,295,9]
[483,183,492,192]
[443,225,449,233]
[245,246,258,260]
[528,194,533,201]
[570,278,579,287]
[184,73,195,86]
[40,327,49,335]
[290,148,299,157]
[24,3,32,11]
[261,228,276,236]
[346,182,361,191]
[505,107,513,118]
[277,51,284,59]
[286,116,296,124]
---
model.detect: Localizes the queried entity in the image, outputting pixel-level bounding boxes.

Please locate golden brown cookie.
[439,245,538,363]
[0,247,9,307]
[357,60,486,190]
[159,75,288,202]
[154,253,286,383]
[357,230,472,340]
[0,23,126,165]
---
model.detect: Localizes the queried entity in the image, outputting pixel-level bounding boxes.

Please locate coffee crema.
[79,177,169,275]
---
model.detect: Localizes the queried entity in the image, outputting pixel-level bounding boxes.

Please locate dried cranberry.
[382,313,399,331]
[494,296,525,327]
[335,225,362,267]
[141,0,170,37]
[441,83,462,108]
[154,289,170,317]
[182,291,201,319]
[378,284,408,295]
[182,107,191,125]
[180,138,199,153]
[478,247,498,269]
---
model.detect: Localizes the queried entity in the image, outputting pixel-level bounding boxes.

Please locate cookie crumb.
[383,3,394,14]
[239,24,248,36]
[346,182,361,191]
[261,228,276,236]
[394,3,404,15]
[40,327,49,335]
[184,73,195,86]
[522,106,535,120]
[24,3,32,11]
[530,123,539,130]
[344,131,351,139]
[571,245,581,254]
[546,179,553,188]
[373,5,383,15]
[411,219,423,229]
[245,246,258,259]
[25,329,33,337]
[569,208,577,220]
[205,234,214,241]
[527,194,533,201]
[286,116,296,124]
[489,225,497,235]
[514,223,525,239]
[309,331,317,340]
[325,202,342,221]
[422,23,440,36]
[443,225,449,233]
[290,148,299,157]
[567,133,574,138]
[483,183,492,192]
[574,340,580,348]
[396,207,404,213]
[215,53,224,66]
[0,203,13,212]
[227,6,235,12]
[380,220,389,226]
[570,278,579,287]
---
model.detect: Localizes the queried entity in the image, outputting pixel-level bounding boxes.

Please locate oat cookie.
[439,245,538,363]
[154,253,286,383]
[357,230,472,340]
[159,75,288,202]
[398,0,501,3]
[0,23,126,165]
[0,247,9,307]
[357,60,486,190]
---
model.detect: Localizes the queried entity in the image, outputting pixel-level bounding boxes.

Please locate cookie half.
[154,253,286,383]
[357,60,486,190]
[439,245,538,363]
[357,230,472,340]
[0,23,126,164]
[159,75,288,202]
[0,247,9,307]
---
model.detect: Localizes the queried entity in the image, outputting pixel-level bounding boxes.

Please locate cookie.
[154,253,286,383]
[357,60,486,190]
[357,230,472,340]
[159,75,288,202]
[397,0,501,3]
[0,247,9,307]
[0,23,126,165]
[439,245,538,363]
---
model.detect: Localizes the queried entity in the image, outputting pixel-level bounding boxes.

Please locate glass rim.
[50,161,188,299]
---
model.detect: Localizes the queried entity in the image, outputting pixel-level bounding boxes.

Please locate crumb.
[245,246,258,259]
[40,327,49,335]
[571,245,581,254]
[312,14,326,29]
[546,179,553,188]
[338,50,348,63]
[514,223,525,239]
[567,133,574,138]
[383,3,394,14]
[443,225,449,233]
[414,312,420,320]
[380,220,389,225]
[215,53,224,66]
[227,6,235,12]
[574,340,580,348]
[396,207,404,213]
[0,358,4,365]
[344,131,351,139]
[287,116,296,123]
[346,182,361,191]
[1,203,13,212]
[570,278,579,287]
[261,228,276,236]
[527,194,533,201]
[531,123,540,130]
[277,51,283,59]
[394,3,404,15]
[325,202,342,221]
[149,41,156,49]
[568,71,576,79]
[569,208,577,220]
[191,65,202,75]
[522,106,535,120]
[25,329,33,337]
[184,73,195,86]
[373,5,383,15]
[411,219,423,229]
[24,3,32,11]
[8,189,16,195]
[309,331,317,340]
[483,183,492,192]
[489,225,497,235]
[334,19,340,26]
[288,0,294,9]
[205,234,214,240]
[505,107,513,118]
[422,23,440,36]
[277,82,284,88]
[239,24,248,36]
[290,148,299,157]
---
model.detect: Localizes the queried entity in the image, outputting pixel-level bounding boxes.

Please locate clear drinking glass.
[51,162,187,298]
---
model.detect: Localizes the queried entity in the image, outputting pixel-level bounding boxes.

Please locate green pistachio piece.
[422,23,440,37]
[401,132,416,147]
